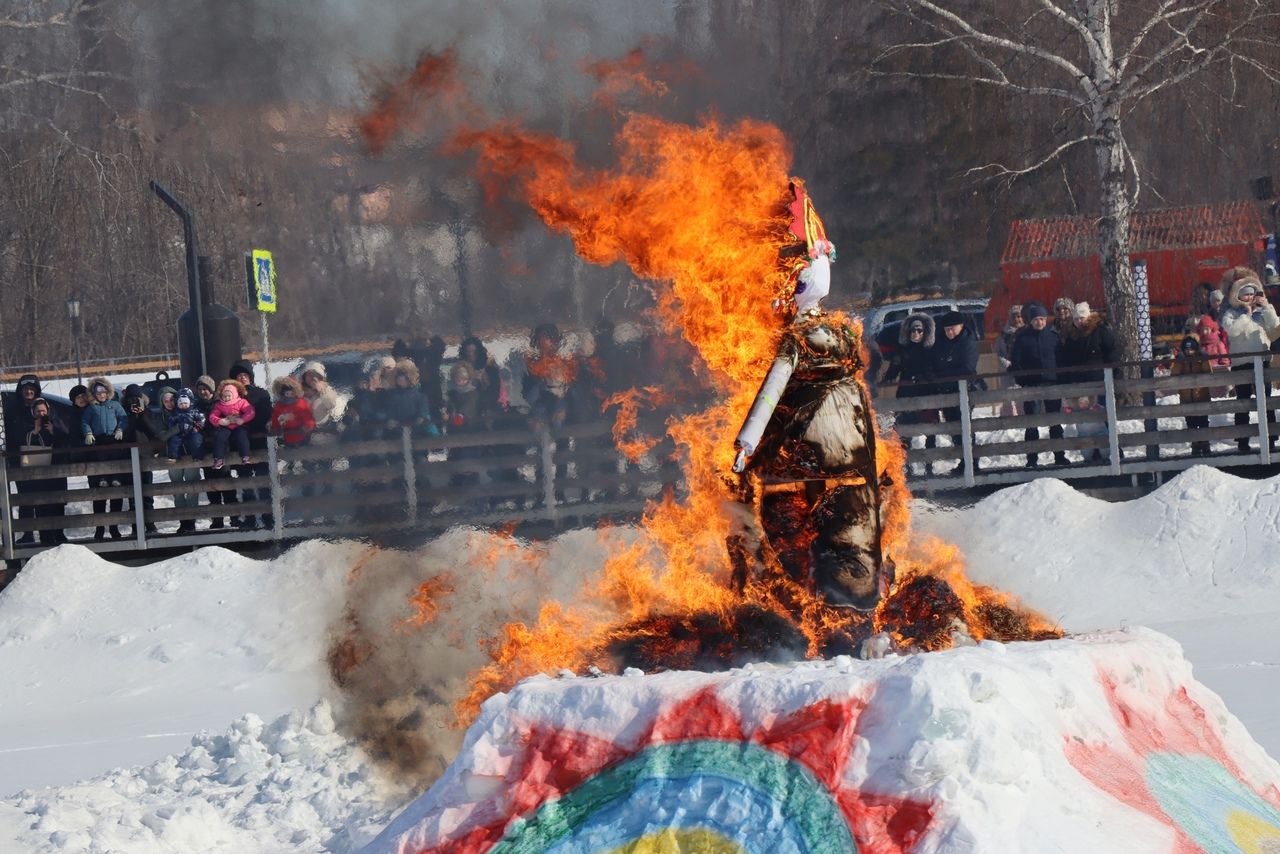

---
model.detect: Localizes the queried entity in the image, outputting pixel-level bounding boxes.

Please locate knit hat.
[1053,297,1075,313]
[124,383,145,399]
[69,384,89,401]
[938,310,965,328]
[1209,289,1224,305]
[176,388,194,407]
[196,375,218,394]
[1181,335,1201,351]
[1237,282,1261,297]
[300,361,327,381]
[1022,302,1049,322]
[1074,301,1091,319]
[229,362,255,384]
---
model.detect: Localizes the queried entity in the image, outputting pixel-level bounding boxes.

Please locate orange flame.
[360,50,461,155]
[356,53,1059,725]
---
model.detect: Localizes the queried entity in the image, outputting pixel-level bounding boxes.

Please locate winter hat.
[1209,289,1224,305]
[229,362,255,385]
[16,374,41,394]
[217,378,247,399]
[1074,301,1092,319]
[1022,302,1049,322]
[1053,297,1075,313]
[378,356,397,372]
[196,375,218,394]
[300,361,327,381]
[124,383,145,399]
[1180,335,1201,351]
[938,310,965,328]
[69,384,89,401]
[92,381,109,395]
[1237,282,1261,297]
[176,388,194,408]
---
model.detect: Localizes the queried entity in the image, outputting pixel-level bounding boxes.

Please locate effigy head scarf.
[773,179,836,316]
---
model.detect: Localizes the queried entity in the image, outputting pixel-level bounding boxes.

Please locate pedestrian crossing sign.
[245,249,278,313]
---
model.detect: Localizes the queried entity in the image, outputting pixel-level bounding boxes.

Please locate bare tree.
[874,0,1280,359]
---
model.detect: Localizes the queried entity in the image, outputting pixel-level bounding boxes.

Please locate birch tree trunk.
[1094,110,1137,364]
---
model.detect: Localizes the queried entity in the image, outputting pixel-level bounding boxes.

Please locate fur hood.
[1224,268,1264,309]
[272,376,303,398]
[1062,312,1105,341]
[896,313,936,348]
[394,358,420,386]
[88,376,115,399]
[216,378,248,400]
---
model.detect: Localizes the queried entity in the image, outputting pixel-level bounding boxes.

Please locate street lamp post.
[66,298,83,386]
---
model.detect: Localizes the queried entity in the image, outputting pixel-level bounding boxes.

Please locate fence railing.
[876,353,1280,489]
[1,420,678,560]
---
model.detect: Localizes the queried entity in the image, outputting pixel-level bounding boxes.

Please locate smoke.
[327,525,643,785]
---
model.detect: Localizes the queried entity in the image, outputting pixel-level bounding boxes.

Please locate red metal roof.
[1002,201,1265,264]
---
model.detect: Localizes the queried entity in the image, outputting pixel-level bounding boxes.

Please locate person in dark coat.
[1009,302,1067,467]
[1056,302,1120,388]
[122,385,165,534]
[882,313,939,462]
[229,362,273,531]
[5,379,71,546]
[931,310,980,462]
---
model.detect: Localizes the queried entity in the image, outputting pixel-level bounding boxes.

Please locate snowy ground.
[0,465,1277,851]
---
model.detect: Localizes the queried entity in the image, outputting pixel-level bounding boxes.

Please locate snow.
[0,466,1278,851]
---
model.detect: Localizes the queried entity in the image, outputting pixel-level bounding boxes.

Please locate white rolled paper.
[734,356,795,456]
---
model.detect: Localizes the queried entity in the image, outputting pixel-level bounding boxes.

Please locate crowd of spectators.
[1,320,707,546]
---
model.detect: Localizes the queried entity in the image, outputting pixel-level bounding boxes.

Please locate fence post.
[1104,368,1121,474]
[1140,363,1159,461]
[539,429,557,511]
[958,380,974,486]
[0,458,14,561]
[130,446,147,549]
[401,426,418,525]
[268,437,283,540]
[1253,355,1271,465]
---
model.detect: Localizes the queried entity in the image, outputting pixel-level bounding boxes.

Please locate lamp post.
[66,298,83,386]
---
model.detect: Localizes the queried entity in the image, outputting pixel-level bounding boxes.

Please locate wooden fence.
[876,353,1280,492]
[1,420,677,561]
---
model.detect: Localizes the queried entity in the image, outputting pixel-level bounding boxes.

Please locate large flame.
[356,53,1059,725]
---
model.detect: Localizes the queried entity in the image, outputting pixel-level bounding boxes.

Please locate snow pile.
[363,629,1280,854]
[0,702,409,854]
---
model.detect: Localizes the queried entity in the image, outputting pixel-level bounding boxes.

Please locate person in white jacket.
[1217,269,1280,451]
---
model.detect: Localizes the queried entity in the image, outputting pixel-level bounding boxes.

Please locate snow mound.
[2,701,408,854]
[363,629,1280,854]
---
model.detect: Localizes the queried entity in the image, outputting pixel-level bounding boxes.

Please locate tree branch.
[963,133,1097,183]
[0,1,86,30]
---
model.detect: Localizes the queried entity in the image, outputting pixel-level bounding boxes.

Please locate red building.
[988,201,1267,340]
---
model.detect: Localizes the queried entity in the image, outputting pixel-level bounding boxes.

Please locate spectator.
[460,335,504,420]
[1190,282,1215,321]
[165,387,205,535]
[930,310,979,462]
[69,384,90,410]
[229,362,272,531]
[299,361,345,433]
[343,359,389,441]
[1193,315,1231,370]
[1207,289,1225,323]
[882,313,939,465]
[10,390,71,546]
[122,385,164,535]
[270,376,316,448]
[414,336,448,424]
[1052,297,1076,336]
[1172,334,1213,457]
[382,359,435,437]
[995,305,1024,370]
[524,323,578,431]
[195,375,238,530]
[1009,302,1067,467]
[209,379,255,470]
[81,377,128,540]
[1057,301,1120,389]
[1218,270,1280,452]
[446,361,485,493]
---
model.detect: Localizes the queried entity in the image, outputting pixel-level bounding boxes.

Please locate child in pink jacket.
[1194,315,1231,368]
[209,379,256,469]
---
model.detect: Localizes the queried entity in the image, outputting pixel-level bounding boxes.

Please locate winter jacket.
[168,407,206,437]
[1193,316,1230,368]
[123,393,169,446]
[382,386,433,430]
[270,397,316,447]
[931,326,979,384]
[209,380,256,428]
[300,362,345,427]
[81,377,129,438]
[229,362,272,439]
[1009,325,1060,386]
[1056,314,1120,383]
[16,398,70,450]
[1219,276,1280,366]
[1172,341,1213,405]
[883,313,938,397]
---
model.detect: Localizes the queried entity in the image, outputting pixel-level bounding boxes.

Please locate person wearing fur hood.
[80,377,128,443]
[882,313,937,396]
[208,378,255,469]
[381,358,436,436]
[1218,269,1280,450]
[1218,269,1280,365]
[270,376,316,447]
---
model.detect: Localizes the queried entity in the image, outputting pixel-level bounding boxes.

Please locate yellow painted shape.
[606,828,747,854]
[1226,807,1280,854]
